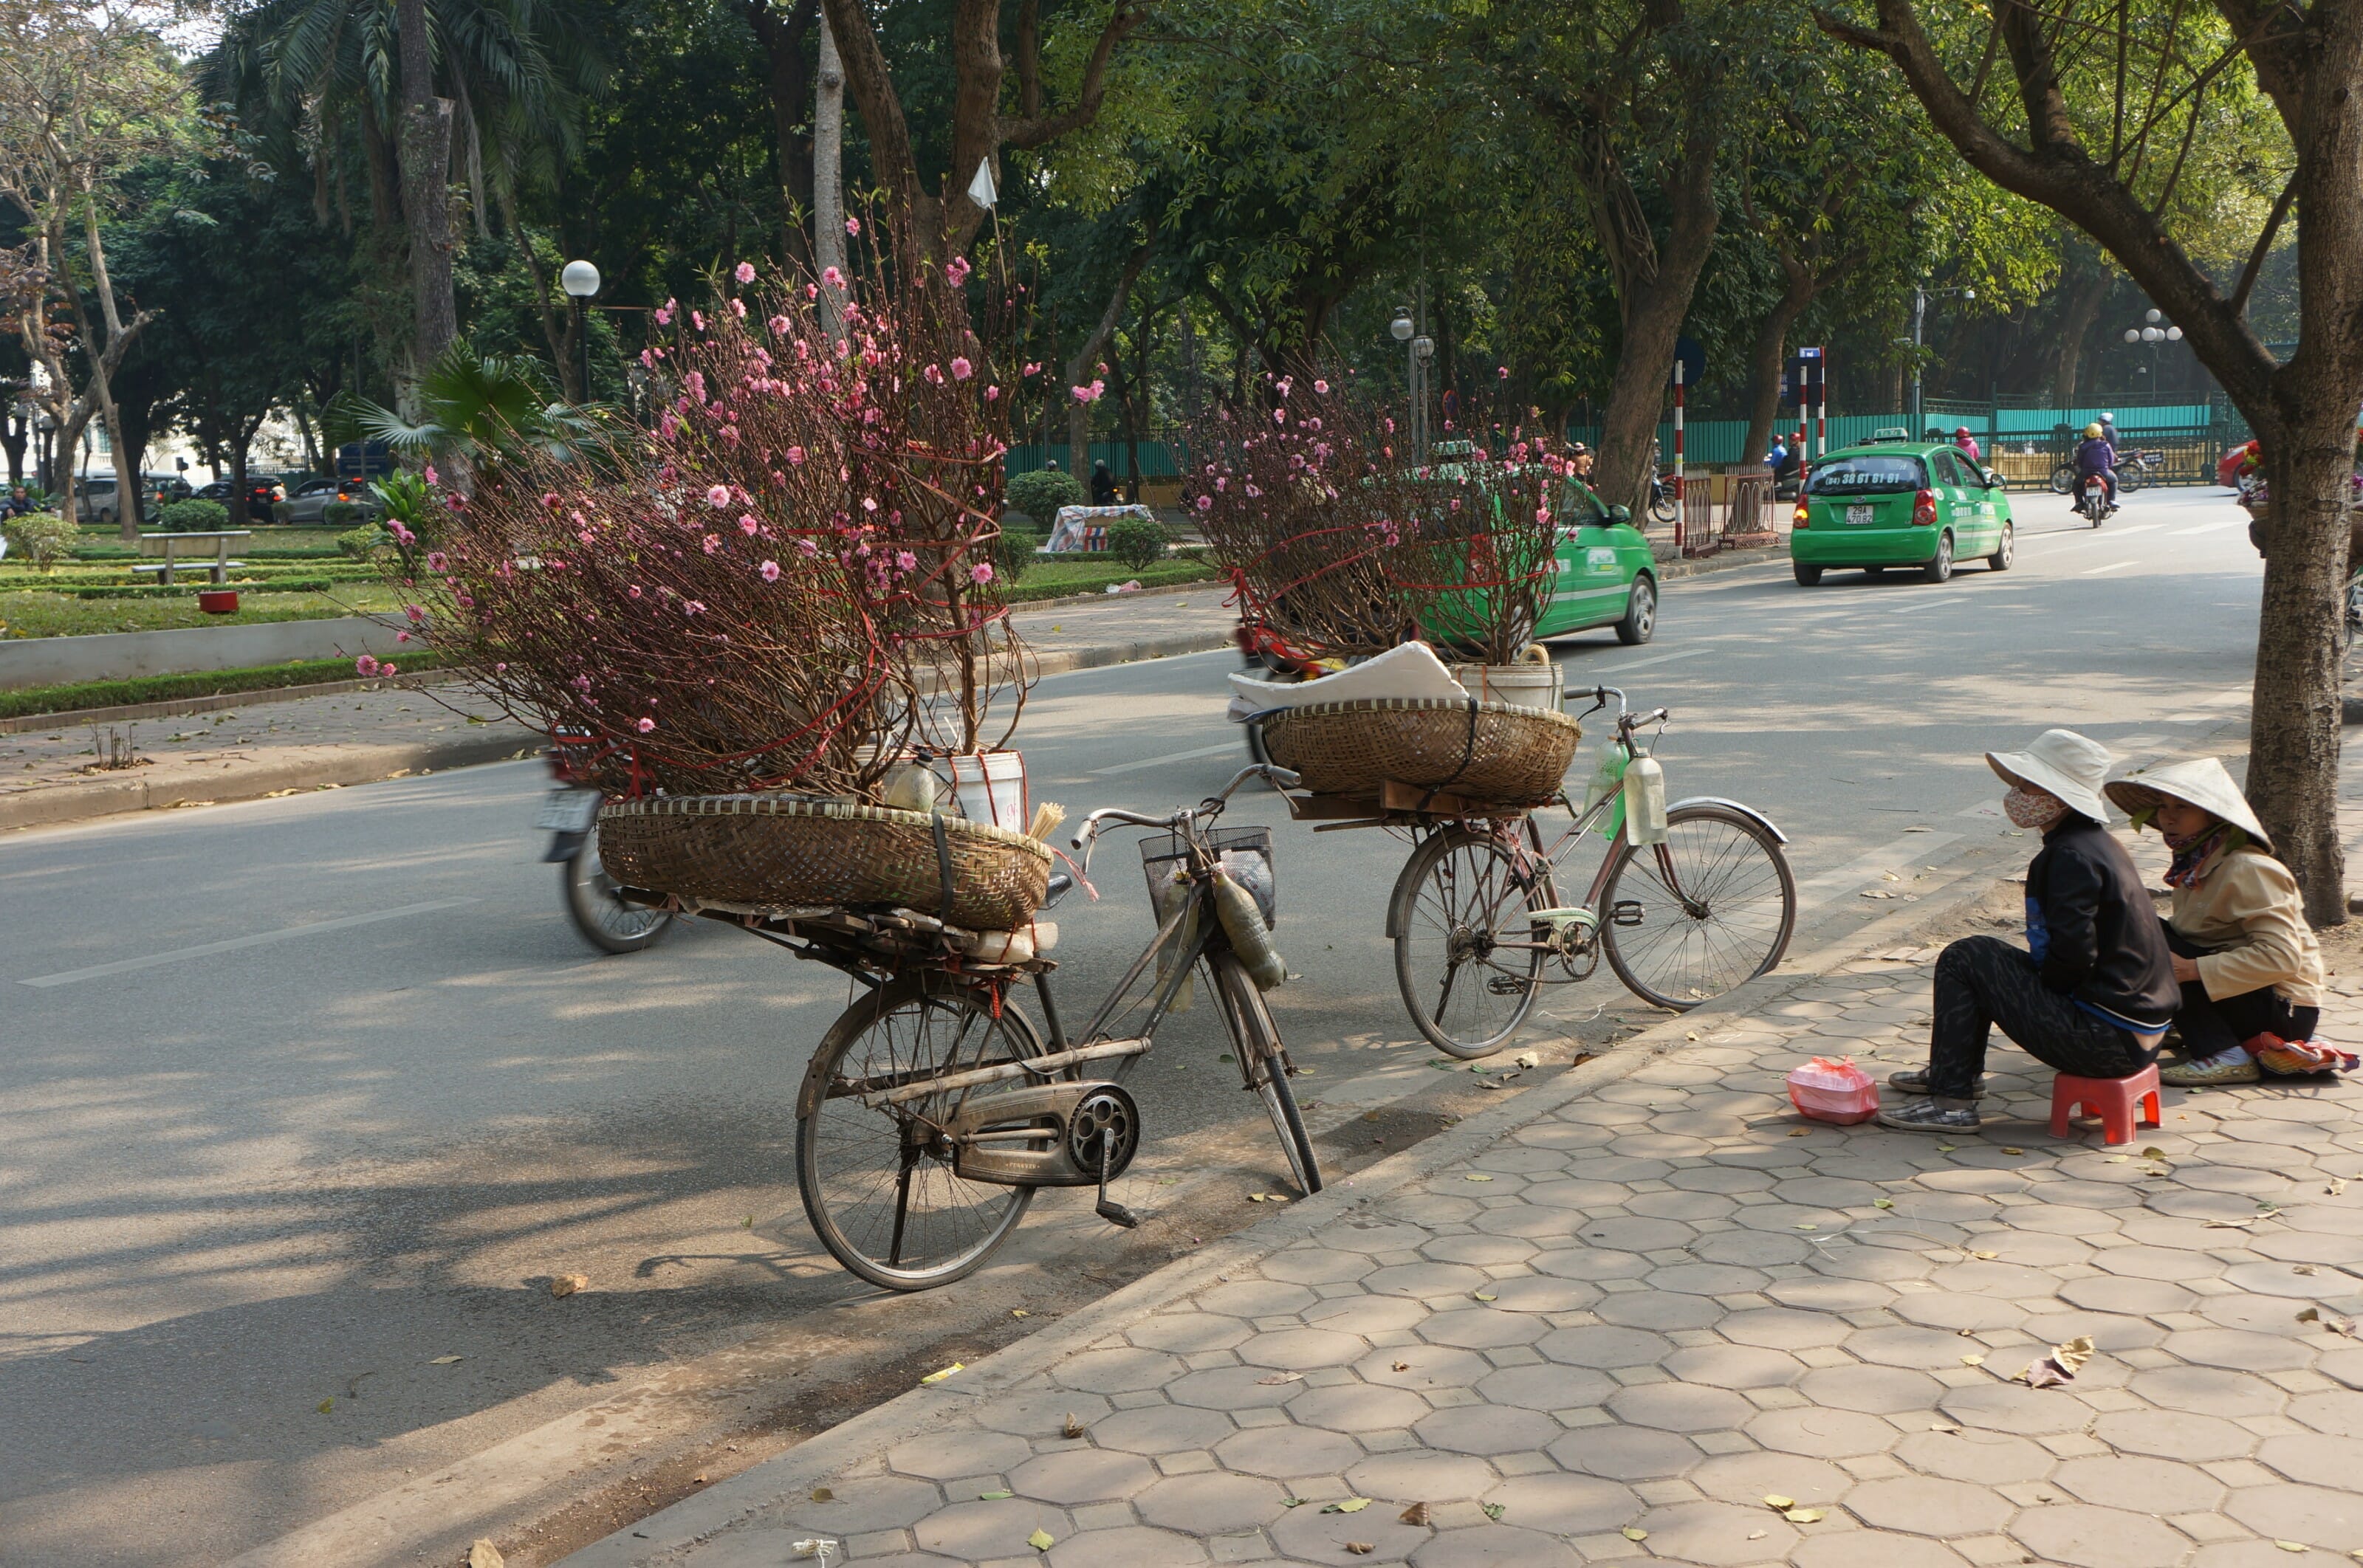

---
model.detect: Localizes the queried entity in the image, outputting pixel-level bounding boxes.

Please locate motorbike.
[538,740,675,953]
[2074,472,2113,527]
[1647,465,1679,525]
[2116,450,2163,492]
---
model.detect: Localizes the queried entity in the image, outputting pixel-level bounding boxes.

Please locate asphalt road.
[0,484,2267,1565]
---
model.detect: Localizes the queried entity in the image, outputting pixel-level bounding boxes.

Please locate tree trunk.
[747,0,818,267]
[1743,264,1814,472]
[1,401,23,486]
[2247,417,2352,926]
[397,0,457,399]
[1066,239,1150,475]
[2051,260,2110,406]
[814,10,846,331]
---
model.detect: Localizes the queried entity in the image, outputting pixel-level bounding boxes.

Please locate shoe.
[1877,1098,1986,1132]
[1888,1070,1991,1098]
[2251,1036,2359,1076]
[2160,1053,2261,1086]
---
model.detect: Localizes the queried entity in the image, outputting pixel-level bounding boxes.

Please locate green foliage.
[2,512,81,571]
[157,499,231,533]
[993,529,1038,582]
[335,520,387,560]
[1107,515,1171,571]
[344,342,600,472]
[323,502,368,529]
[1006,468,1086,521]
[0,653,447,722]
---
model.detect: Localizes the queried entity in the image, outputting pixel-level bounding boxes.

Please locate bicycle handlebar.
[1069,764,1299,868]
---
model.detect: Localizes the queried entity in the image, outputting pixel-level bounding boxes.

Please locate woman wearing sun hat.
[2105,757,2347,1084]
[1880,729,2179,1132]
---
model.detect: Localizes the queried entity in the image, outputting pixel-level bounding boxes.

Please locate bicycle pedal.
[1611,900,1647,927]
[1096,1197,1141,1229]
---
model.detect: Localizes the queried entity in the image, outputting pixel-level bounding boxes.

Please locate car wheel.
[1793,561,1823,586]
[1988,522,2014,571]
[1613,575,1656,645]
[1924,532,1955,584]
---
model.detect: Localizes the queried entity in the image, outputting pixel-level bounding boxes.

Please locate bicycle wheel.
[795,974,1051,1291]
[1601,803,1797,1011]
[1390,825,1552,1059]
[1210,952,1321,1195]
[563,837,673,953]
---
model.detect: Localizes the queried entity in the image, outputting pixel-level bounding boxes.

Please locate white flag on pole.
[967,158,998,210]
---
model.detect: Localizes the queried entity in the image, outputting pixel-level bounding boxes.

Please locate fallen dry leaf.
[1794,1223,1818,1231]
[1786,1507,1828,1524]
[811,1487,833,1502]
[1344,1544,1374,1556]
[1464,1174,1494,1183]
[1028,1527,1055,1552]
[1972,1250,2000,1260]
[1393,1361,1411,1372]
[2325,1176,2347,1196]
[1622,1527,1649,1541]
[1514,1051,1540,1069]
[1481,1502,1506,1521]
[1930,1422,1961,1434]
[2000,1146,2025,1156]
[2141,1146,2167,1158]
[1256,1371,1305,1386]
[1061,1414,1088,1439]
[549,1273,589,1299]
[1874,1198,1896,1209]
[2205,1217,2259,1229]
[978,1489,1012,1501]
[1473,1291,1498,1302]
[429,1355,463,1365]
[2299,1308,2322,1323]
[1323,1497,1371,1514]
[1787,1127,1811,1138]
[468,1541,504,1568]
[2020,1334,2096,1388]
[2298,1265,2320,1276]
[1011,1309,1029,1318]
[316,1398,333,1414]
[919,1363,962,1385]
[1400,1502,1430,1526]
[1763,1494,1796,1510]
[1749,1528,1769,1540]
[2275,1544,2307,1555]
[1961,1354,1986,1366]
[2106,1155,2130,1163]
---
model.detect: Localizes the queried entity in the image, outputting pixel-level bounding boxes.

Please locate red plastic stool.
[2049,1063,2163,1145]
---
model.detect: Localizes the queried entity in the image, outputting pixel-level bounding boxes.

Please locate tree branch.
[1001,4,1147,151]
[1015,0,1043,121]
[2230,168,2299,318]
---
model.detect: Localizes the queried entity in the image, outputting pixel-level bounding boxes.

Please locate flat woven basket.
[1261,698,1582,805]
[598,795,1052,930]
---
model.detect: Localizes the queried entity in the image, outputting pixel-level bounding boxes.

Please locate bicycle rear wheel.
[795,974,1051,1291]
[1389,825,1552,1059]
[1601,803,1797,1011]
[1210,952,1320,1195]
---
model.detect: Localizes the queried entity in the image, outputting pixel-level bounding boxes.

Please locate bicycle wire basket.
[1139,825,1277,929]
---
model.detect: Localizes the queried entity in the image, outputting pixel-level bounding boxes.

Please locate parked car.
[1788,436,2015,585]
[1419,482,1659,647]
[282,475,380,524]
[72,477,121,524]
[193,475,287,518]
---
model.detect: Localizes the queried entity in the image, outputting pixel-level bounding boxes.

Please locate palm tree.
[343,338,602,473]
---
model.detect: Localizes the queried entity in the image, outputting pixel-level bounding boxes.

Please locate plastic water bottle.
[1623,754,1668,845]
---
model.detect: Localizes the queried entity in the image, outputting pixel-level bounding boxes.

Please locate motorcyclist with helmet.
[2071,422,2119,516]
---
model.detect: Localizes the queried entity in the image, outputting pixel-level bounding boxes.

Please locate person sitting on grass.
[1879,729,2178,1132]
[2105,758,2354,1084]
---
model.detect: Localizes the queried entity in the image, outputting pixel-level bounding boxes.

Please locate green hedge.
[0,652,450,721]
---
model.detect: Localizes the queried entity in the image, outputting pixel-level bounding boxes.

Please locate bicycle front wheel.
[1602,803,1797,1011]
[1390,825,1551,1059]
[795,974,1050,1291]
[1209,952,1320,1195]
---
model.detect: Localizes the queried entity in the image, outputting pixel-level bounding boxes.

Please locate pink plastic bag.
[1788,1056,1880,1124]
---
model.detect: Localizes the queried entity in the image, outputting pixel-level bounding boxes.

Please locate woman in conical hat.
[2105,758,2346,1083]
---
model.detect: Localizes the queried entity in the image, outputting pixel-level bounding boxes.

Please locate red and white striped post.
[1672,357,1687,550]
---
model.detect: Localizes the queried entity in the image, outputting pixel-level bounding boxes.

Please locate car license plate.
[1846,504,1875,525]
[535,788,603,833]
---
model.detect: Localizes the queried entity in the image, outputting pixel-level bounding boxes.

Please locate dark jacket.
[2075,436,2115,475]
[2025,815,2178,1030]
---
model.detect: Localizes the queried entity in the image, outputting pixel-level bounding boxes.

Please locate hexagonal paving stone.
[1527,1245,1651,1281]
[1473,1361,1613,1413]
[1300,1293,1427,1336]
[978,1389,1114,1438]
[2057,1273,2198,1316]
[1129,1312,1254,1355]
[1422,1233,1537,1268]
[2012,1502,2214,1568]
[2164,1327,2316,1373]
[2053,1454,2226,1514]
[1011,1447,1159,1505]
[1478,1471,1639,1533]
[1687,1451,1853,1507]
[1534,1324,1672,1368]
[2288,1389,2363,1437]
[2091,1408,2258,1461]
[1938,1380,2103,1436]
[1261,1245,1377,1287]
[1570,1216,1696,1251]
[889,1430,1036,1481]
[1365,1262,1493,1301]
[1134,1470,1289,1533]
[1627,1500,1797,1567]
[1355,1343,1492,1393]
[1718,1307,1857,1350]
[1847,1475,2015,1537]
[1237,1327,1367,1371]
[2224,1482,2363,1547]
[2125,1364,2286,1418]
[1346,1451,1501,1503]
[1546,1423,1703,1479]
[1411,1404,1562,1457]
[1289,1380,1432,1433]
[1644,1261,1767,1296]
[1765,1274,1897,1313]
[1196,1279,1318,1317]
[1594,1290,1726,1330]
[1790,1535,1976,1567]
[1410,1523,1582,1567]
[1892,1428,2058,1484]
[2091,1244,2223,1282]
[1089,1403,1238,1456]
[1661,1341,1803,1390]
[2256,1431,2363,1488]
[1472,1274,1597,1313]
[1213,1422,1364,1479]
[1605,1380,1755,1434]
[1418,1307,1549,1350]
[1799,1363,1947,1417]
[1746,1406,1907,1459]
[1054,1346,1185,1395]
[1170,1364,1318,1410]
[916,1497,1074,1560]
[1046,1525,1208,1568]
[1272,1505,1433,1565]
[769,1474,945,1536]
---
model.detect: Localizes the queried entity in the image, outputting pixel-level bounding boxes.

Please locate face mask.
[2004,786,2069,830]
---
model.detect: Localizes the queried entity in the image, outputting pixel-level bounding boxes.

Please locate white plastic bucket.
[950,749,1027,831]
[1450,659,1564,711]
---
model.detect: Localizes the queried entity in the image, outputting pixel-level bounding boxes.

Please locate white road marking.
[1089,741,1240,777]
[2082,560,2136,575]
[1794,833,1966,912]
[19,898,481,988]
[2175,520,2249,535]
[1579,646,1714,673]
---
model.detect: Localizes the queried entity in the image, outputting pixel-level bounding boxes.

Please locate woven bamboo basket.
[1261,698,1582,805]
[597,794,1053,930]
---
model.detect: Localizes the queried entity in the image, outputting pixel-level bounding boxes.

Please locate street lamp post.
[2121,308,2183,389]
[1392,308,1432,463]
[1910,284,1976,437]
[560,259,601,402]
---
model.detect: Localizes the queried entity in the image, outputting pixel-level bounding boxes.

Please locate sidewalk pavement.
[0,589,1244,833]
[565,775,2363,1568]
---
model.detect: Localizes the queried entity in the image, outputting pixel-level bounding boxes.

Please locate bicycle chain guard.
[944,1080,1141,1191]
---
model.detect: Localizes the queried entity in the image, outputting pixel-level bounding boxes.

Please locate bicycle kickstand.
[1095,1137,1139,1230]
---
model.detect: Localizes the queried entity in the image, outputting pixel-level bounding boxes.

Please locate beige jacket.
[2170,845,2326,1008]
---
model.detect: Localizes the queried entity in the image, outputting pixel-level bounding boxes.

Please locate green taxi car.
[1537,489,1657,642]
[1789,437,2014,585]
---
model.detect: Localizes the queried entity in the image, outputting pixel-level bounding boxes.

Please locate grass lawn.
[0,585,405,638]
[1005,552,1217,602]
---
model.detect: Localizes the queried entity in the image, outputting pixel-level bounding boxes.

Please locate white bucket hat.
[2104,757,2270,849]
[1986,729,2113,824]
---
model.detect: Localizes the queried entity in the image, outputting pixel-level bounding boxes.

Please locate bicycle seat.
[1043,872,1074,910]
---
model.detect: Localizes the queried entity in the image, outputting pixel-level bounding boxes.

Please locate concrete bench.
[134,531,251,585]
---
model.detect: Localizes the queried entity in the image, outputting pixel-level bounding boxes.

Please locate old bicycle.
[615,763,1313,1292]
[1307,686,1797,1058]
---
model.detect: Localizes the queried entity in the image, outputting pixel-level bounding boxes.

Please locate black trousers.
[1926,935,2158,1100]
[2162,924,2318,1059]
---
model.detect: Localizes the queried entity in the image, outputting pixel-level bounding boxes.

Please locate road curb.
[552,851,2020,1567]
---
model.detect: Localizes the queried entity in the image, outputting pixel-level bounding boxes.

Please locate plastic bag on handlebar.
[1583,749,1629,842]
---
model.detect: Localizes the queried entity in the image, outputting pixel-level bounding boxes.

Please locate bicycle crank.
[943,1080,1142,1192]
